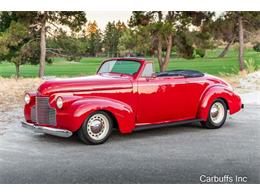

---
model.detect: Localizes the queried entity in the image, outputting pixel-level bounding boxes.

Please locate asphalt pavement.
[0,105,259,184]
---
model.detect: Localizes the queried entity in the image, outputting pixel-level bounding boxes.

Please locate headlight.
[24,93,31,104]
[56,97,63,109]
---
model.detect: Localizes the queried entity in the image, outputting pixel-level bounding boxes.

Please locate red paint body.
[24,58,242,134]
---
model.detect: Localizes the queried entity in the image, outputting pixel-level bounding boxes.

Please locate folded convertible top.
[156,70,204,78]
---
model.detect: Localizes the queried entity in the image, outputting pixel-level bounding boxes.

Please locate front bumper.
[21,121,73,138]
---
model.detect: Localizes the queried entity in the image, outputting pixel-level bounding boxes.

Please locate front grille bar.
[32,97,57,126]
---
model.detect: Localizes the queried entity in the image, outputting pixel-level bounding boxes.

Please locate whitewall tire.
[201,99,227,129]
[78,111,113,144]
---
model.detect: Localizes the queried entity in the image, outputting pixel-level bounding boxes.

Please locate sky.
[86,11,132,30]
[85,11,224,30]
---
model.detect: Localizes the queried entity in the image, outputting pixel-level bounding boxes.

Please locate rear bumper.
[21,121,73,138]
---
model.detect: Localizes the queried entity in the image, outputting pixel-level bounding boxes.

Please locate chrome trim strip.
[21,121,72,138]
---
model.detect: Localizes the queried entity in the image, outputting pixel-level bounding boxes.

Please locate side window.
[142,63,154,77]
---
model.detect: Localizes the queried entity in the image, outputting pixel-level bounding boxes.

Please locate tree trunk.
[238,15,245,71]
[218,37,234,58]
[162,35,172,71]
[39,12,47,78]
[157,35,172,72]
[157,37,164,71]
[15,64,20,79]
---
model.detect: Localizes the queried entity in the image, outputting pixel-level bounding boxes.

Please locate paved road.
[0,105,259,184]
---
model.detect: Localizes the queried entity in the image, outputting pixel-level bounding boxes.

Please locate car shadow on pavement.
[31,122,205,145]
[32,132,82,145]
[112,122,204,140]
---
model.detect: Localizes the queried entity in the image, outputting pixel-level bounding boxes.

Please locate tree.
[0,12,18,32]
[0,21,44,78]
[86,21,99,34]
[39,12,47,78]
[129,11,214,71]
[0,12,51,78]
[0,12,87,77]
[85,21,102,56]
[174,31,195,59]
[118,28,136,56]
[238,14,245,71]
[211,15,237,58]
[103,21,125,57]
[236,12,260,71]
[47,30,86,61]
[118,26,154,57]
[87,30,102,57]
[29,11,87,77]
[115,21,127,31]
[129,11,172,71]
[212,12,260,71]
[190,13,215,58]
[135,26,154,56]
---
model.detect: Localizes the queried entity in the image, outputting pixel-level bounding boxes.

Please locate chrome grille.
[33,97,56,126]
[48,108,56,126]
[31,106,36,122]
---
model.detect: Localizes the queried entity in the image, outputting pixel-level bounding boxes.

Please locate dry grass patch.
[0,77,43,112]
[220,70,260,93]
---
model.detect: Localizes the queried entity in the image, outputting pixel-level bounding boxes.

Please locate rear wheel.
[78,111,113,144]
[201,99,227,129]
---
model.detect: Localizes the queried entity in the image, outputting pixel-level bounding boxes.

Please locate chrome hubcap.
[87,114,109,141]
[90,120,103,134]
[210,102,225,124]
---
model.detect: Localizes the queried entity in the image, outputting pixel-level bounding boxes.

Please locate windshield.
[98,60,141,75]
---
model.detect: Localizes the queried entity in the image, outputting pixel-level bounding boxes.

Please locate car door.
[136,63,189,124]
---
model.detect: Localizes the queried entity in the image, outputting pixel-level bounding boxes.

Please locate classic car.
[21,58,243,144]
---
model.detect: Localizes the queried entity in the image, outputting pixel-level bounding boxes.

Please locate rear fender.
[62,97,135,133]
[197,86,242,121]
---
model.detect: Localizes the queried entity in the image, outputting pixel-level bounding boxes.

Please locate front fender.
[57,96,135,133]
[197,85,242,121]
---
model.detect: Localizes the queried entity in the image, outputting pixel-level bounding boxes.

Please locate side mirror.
[151,73,157,78]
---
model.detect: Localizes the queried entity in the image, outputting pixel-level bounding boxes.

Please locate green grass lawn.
[0,48,259,78]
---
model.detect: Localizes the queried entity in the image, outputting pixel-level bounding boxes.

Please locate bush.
[195,48,206,58]
[244,58,259,73]
[253,43,260,52]
[66,56,81,62]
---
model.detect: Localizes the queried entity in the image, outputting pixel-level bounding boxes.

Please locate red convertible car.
[22,58,243,144]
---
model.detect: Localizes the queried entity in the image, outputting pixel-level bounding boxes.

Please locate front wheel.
[78,111,113,144]
[201,99,227,129]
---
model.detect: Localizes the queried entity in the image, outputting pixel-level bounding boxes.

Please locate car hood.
[38,74,133,96]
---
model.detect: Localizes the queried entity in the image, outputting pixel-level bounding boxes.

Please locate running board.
[134,119,203,131]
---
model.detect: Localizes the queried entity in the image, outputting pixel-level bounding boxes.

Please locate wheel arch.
[197,85,238,121]
[67,96,135,133]
[98,109,119,129]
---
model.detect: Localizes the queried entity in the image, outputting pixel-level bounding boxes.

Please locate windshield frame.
[97,59,142,77]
